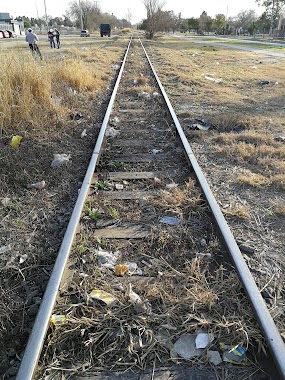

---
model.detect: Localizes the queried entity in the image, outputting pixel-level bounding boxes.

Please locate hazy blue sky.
[3,0,265,24]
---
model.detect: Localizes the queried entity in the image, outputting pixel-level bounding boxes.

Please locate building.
[0,12,24,35]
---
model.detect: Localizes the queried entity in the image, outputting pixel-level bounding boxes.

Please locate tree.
[24,20,31,29]
[248,21,257,35]
[155,10,180,33]
[198,11,213,34]
[125,8,133,25]
[62,15,74,27]
[142,0,166,39]
[68,0,101,30]
[199,11,207,34]
[256,11,271,32]
[205,17,213,34]
[188,17,199,33]
[236,9,257,32]
[256,0,285,34]
[213,14,226,34]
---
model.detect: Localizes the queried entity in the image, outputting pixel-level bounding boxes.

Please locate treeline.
[140,0,285,38]
[15,0,285,37]
[15,0,132,31]
[139,9,284,37]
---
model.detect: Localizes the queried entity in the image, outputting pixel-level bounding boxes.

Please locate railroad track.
[16,37,285,380]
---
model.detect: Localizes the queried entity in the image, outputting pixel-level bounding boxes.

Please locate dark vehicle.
[6,30,17,38]
[100,24,111,37]
[80,30,90,37]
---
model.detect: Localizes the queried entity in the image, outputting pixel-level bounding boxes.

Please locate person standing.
[48,29,56,48]
[25,28,42,59]
[54,28,60,49]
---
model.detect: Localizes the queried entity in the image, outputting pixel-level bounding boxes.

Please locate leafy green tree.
[24,21,31,29]
[257,11,272,32]
[188,17,199,33]
[248,21,257,35]
[50,17,64,26]
[213,14,226,34]
[62,15,74,27]
[205,17,213,33]
[256,0,284,33]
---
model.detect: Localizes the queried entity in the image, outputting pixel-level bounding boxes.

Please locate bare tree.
[142,0,166,39]
[68,0,101,30]
[125,8,133,25]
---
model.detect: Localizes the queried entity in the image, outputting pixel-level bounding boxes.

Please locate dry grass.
[0,41,125,133]
[56,59,100,91]
[273,204,285,216]
[136,75,149,85]
[211,132,285,188]
[121,28,132,34]
[0,54,53,132]
[236,169,285,189]
[221,205,251,219]
[135,84,154,94]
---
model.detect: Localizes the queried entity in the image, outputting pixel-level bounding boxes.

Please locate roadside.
[173,34,285,58]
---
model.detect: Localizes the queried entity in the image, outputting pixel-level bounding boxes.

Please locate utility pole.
[43,0,48,31]
[94,1,100,9]
[79,0,83,30]
[35,1,39,19]
[270,0,275,37]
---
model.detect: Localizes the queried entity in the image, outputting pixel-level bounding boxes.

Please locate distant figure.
[26,28,42,59]
[54,28,60,49]
[48,29,56,48]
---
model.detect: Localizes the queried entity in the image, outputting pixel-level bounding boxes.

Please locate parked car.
[0,30,10,38]
[80,30,90,37]
[6,30,17,38]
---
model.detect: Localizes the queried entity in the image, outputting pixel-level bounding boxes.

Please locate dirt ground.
[0,34,284,378]
[146,36,285,333]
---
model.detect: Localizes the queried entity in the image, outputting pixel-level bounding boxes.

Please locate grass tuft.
[0,54,52,131]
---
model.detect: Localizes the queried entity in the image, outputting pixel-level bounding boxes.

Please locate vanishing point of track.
[16,37,285,380]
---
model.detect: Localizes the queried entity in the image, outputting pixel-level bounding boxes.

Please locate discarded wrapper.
[51,154,71,168]
[115,264,129,276]
[160,216,180,226]
[50,314,67,325]
[220,342,248,364]
[90,289,117,305]
[10,135,23,150]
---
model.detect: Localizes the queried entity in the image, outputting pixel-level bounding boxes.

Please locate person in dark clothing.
[48,29,56,48]
[54,28,60,49]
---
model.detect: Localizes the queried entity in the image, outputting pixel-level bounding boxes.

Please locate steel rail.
[16,37,133,380]
[139,37,285,380]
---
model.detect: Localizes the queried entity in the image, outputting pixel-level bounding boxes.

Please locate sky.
[2,0,265,24]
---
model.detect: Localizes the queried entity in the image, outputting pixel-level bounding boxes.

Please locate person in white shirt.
[25,28,42,59]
